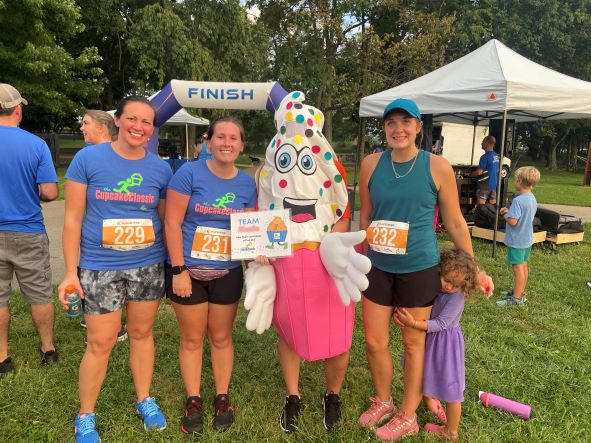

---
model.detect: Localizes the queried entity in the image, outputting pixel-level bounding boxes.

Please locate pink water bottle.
[479,391,532,420]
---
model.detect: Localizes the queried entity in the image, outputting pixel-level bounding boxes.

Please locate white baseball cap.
[0,83,28,109]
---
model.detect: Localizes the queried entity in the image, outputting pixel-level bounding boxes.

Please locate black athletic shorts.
[165,264,244,306]
[364,264,440,308]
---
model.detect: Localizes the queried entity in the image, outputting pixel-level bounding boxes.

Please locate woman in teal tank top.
[356,99,494,440]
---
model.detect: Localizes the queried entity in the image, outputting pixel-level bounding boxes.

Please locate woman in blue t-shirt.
[357,99,493,441]
[58,96,173,443]
[164,116,256,434]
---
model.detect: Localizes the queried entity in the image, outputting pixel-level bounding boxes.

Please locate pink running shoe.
[358,396,397,428]
[427,399,448,424]
[424,423,459,441]
[375,412,419,441]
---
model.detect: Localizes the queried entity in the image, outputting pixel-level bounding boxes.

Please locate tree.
[0,0,103,131]
[72,0,157,108]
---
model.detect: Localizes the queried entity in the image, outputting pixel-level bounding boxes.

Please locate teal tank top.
[368,149,439,273]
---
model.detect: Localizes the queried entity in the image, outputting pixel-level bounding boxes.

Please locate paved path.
[39,200,591,285]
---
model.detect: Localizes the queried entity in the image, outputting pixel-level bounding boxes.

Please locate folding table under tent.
[359,38,591,254]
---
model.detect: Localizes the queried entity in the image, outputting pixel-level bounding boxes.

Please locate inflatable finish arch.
[147,80,288,153]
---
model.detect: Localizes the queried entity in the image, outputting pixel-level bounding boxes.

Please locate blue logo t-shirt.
[65,143,172,270]
[168,160,257,269]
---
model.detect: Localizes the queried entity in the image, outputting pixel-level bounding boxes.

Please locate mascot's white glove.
[319,231,372,306]
[244,261,276,334]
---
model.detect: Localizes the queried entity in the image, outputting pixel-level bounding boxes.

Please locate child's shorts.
[507,246,531,265]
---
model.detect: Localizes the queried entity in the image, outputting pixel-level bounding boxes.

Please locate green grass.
[508,158,590,207]
[1,226,590,442]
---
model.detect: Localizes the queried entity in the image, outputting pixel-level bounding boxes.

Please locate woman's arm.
[57,180,87,308]
[164,189,192,297]
[432,156,494,295]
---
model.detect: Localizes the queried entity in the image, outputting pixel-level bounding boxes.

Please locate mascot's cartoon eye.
[275,144,298,173]
[297,148,317,175]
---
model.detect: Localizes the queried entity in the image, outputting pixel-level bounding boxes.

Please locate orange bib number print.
[366,220,409,255]
[102,219,155,251]
[191,226,231,261]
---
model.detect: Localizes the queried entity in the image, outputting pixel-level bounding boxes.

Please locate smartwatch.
[171,264,188,275]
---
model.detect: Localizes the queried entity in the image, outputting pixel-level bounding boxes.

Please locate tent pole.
[351,117,367,222]
[470,112,478,165]
[492,110,508,257]
[185,124,189,161]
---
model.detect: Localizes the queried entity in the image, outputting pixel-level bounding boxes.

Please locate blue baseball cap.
[382,98,421,121]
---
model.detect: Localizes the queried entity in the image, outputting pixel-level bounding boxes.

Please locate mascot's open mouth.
[283,197,317,223]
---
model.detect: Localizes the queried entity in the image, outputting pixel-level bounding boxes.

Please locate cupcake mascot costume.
[244,91,371,360]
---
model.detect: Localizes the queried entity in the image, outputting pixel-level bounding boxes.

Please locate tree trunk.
[583,141,591,186]
[549,142,558,170]
[324,89,333,144]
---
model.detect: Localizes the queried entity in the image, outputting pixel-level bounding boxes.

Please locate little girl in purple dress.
[394,248,480,441]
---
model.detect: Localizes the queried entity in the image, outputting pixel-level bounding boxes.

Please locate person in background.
[165,117,256,434]
[357,98,493,441]
[59,96,172,443]
[0,83,59,378]
[80,110,118,145]
[470,135,499,205]
[194,132,212,161]
[497,166,540,307]
[78,110,127,343]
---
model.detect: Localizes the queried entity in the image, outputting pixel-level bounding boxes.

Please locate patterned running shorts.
[79,262,164,315]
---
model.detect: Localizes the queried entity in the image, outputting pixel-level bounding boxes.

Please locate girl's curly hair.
[439,248,480,297]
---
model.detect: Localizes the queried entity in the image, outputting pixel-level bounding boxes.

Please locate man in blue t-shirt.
[471,135,500,205]
[0,84,59,376]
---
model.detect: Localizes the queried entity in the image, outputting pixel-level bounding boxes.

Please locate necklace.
[391,152,419,179]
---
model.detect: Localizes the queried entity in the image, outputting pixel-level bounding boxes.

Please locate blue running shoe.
[75,413,100,443]
[136,396,167,431]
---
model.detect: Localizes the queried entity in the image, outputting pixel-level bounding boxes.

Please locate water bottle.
[65,285,82,318]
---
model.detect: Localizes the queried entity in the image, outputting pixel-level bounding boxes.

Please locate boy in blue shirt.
[497,166,541,306]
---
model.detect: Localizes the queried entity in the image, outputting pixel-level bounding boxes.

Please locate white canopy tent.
[359,39,591,254]
[360,39,591,123]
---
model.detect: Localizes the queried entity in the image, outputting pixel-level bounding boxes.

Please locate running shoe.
[116,324,128,342]
[213,394,234,431]
[322,391,341,430]
[40,348,59,365]
[358,396,397,428]
[136,396,167,431]
[280,395,302,433]
[0,357,14,378]
[75,413,100,443]
[426,399,447,424]
[424,423,459,441]
[496,294,527,307]
[375,411,419,441]
[181,396,203,434]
